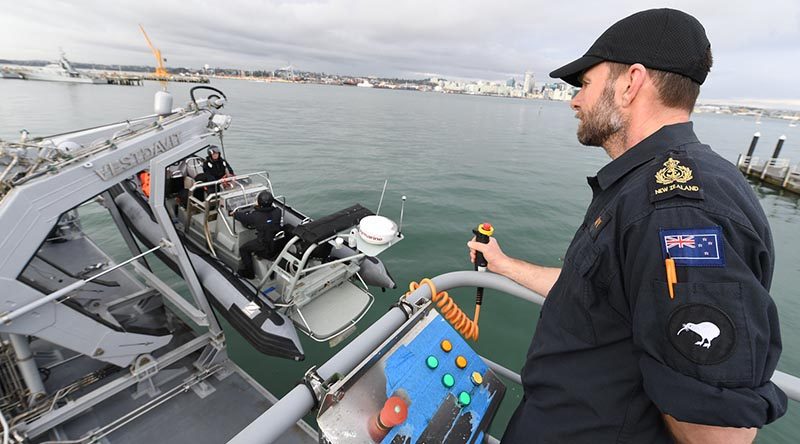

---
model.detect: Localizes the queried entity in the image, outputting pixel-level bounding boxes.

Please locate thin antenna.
[376,179,388,215]
[398,195,407,236]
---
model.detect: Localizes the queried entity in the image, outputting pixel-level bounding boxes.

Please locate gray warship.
[0,88,798,444]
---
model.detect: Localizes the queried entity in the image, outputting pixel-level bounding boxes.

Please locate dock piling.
[746,132,761,158]
[739,134,799,194]
[771,135,787,159]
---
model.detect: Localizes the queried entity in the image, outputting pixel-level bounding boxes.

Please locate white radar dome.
[358,215,398,245]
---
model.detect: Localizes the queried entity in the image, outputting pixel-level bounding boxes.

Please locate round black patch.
[667,303,736,365]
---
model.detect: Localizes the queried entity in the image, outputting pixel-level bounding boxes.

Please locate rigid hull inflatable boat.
[0,87,403,443]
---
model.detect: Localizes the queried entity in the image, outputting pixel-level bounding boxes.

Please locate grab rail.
[230,271,800,444]
[189,170,270,193]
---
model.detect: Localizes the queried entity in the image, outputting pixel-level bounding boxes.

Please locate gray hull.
[114,192,305,360]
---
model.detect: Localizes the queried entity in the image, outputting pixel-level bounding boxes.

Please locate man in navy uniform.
[233,191,281,279]
[469,9,786,443]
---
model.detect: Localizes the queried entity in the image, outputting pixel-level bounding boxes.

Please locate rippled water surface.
[1,78,798,442]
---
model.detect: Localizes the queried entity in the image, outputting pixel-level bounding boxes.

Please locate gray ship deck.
[29,332,316,444]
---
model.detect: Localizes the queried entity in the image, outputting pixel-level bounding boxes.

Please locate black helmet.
[257,191,274,208]
[207,145,221,156]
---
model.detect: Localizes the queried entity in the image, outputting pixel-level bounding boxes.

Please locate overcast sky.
[2,0,799,108]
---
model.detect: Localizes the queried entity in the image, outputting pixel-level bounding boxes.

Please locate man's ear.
[620,63,647,107]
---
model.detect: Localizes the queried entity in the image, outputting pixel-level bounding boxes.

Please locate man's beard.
[576,83,627,147]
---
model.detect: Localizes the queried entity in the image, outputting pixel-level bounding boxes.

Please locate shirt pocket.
[638,281,753,384]
[545,229,601,345]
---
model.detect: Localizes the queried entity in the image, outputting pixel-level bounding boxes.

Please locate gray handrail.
[228,270,800,444]
[228,271,540,444]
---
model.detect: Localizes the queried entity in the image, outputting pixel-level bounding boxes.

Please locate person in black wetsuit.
[232,191,281,279]
[192,145,235,200]
[202,145,234,181]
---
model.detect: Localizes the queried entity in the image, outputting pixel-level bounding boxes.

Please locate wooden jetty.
[737,133,800,194]
[94,72,209,85]
[102,74,144,86]
[140,73,209,84]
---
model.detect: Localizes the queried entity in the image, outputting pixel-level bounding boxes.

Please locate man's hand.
[467,237,561,297]
[467,237,510,274]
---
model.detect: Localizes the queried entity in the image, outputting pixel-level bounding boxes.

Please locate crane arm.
[138,24,167,81]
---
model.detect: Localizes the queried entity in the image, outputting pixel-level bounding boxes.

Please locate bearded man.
[468,9,786,443]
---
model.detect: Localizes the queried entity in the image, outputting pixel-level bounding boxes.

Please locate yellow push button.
[455,356,467,369]
[471,371,483,385]
[440,340,453,353]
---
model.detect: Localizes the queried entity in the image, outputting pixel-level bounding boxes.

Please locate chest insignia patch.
[587,209,612,239]
[659,227,726,267]
[649,155,704,202]
[667,304,735,365]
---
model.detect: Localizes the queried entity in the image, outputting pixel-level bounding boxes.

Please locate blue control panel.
[316,306,505,444]
[382,313,504,443]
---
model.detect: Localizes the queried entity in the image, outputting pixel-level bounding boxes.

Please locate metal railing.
[229,271,800,444]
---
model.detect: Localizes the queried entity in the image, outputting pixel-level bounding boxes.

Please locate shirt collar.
[593,121,699,190]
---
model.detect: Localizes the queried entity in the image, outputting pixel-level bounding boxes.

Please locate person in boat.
[192,145,235,199]
[232,191,281,279]
[468,8,785,444]
[201,145,234,181]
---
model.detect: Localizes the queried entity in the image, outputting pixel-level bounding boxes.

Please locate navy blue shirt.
[502,122,787,443]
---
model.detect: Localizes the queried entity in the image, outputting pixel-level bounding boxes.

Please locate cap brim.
[549,55,604,87]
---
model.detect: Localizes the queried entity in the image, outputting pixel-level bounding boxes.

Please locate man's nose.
[570,89,583,111]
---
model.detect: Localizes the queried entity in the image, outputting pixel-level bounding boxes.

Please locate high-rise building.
[523,72,535,95]
[506,78,516,87]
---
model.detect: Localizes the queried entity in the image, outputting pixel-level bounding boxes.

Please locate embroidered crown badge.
[655,157,694,185]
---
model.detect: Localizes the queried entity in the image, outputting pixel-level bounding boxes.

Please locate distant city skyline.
[2,0,799,108]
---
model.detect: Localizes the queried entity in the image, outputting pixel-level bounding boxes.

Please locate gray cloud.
[1,0,799,105]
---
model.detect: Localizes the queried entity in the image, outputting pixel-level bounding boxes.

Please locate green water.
[1,78,798,442]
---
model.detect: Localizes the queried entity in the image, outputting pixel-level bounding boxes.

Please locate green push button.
[442,373,455,388]
[458,391,471,406]
[426,355,439,369]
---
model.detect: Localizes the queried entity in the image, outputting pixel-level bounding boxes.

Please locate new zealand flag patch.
[659,226,725,267]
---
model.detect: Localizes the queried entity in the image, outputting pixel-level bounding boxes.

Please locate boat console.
[317,303,505,443]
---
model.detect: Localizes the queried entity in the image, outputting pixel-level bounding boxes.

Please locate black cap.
[550,9,710,87]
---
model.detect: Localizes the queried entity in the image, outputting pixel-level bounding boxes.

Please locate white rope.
[0,407,9,444]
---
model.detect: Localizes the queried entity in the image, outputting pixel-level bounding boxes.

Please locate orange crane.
[138,24,168,85]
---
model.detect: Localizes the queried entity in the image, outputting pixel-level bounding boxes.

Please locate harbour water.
[1,78,797,442]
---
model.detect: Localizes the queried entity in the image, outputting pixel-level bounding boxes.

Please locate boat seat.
[180,156,205,180]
